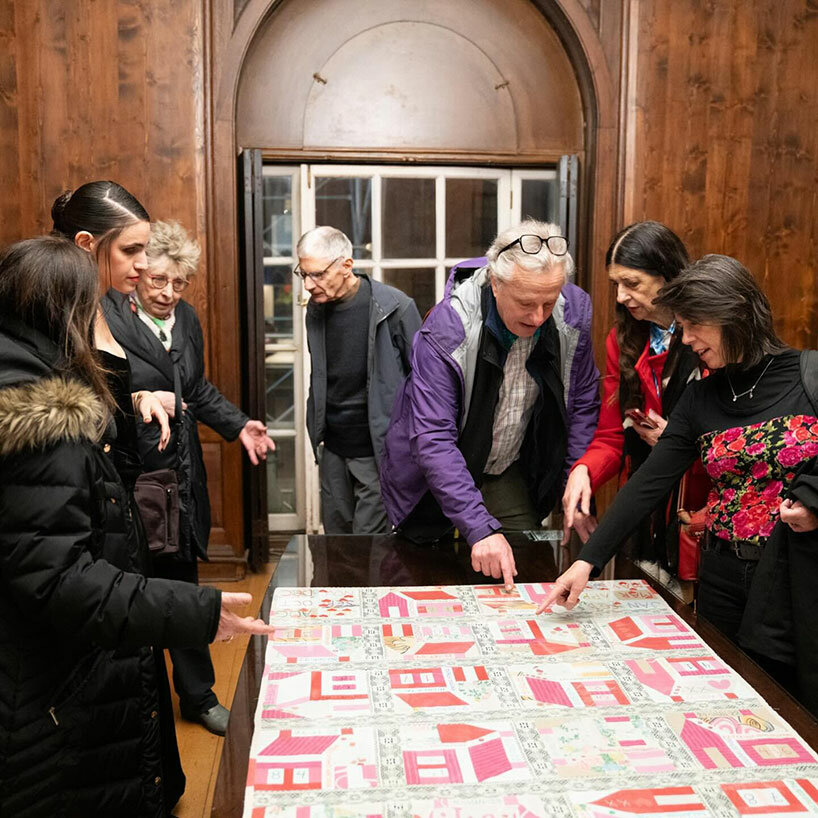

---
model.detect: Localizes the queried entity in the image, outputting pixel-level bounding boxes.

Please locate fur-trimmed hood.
[0,376,108,456]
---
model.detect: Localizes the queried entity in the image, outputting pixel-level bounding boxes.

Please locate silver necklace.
[725,357,774,402]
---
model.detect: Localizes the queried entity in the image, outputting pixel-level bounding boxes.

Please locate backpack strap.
[799,350,818,416]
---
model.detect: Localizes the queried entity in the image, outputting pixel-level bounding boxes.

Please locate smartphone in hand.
[625,408,659,429]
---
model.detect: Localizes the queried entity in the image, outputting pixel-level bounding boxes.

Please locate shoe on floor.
[183,703,230,736]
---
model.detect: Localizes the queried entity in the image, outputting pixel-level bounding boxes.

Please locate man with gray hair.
[380,221,600,586]
[298,226,422,533]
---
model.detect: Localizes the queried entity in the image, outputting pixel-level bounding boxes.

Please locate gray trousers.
[319,446,390,534]
[481,460,540,531]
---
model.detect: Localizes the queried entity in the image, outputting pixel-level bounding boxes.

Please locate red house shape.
[609,615,700,650]
[721,780,809,813]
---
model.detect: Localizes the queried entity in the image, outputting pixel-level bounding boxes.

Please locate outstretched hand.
[471,532,517,591]
[561,464,598,544]
[536,560,594,614]
[239,420,276,466]
[214,592,275,641]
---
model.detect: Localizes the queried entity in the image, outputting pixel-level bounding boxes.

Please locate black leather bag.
[133,361,183,555]
[134,468,180,554]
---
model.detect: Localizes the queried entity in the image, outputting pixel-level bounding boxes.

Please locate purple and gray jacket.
[379,260,600,546]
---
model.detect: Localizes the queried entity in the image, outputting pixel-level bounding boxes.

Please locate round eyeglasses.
[147,274,189,293]
[293,256,344,281]
[498,234,568,257]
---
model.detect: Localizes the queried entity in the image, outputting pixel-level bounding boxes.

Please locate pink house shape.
[379,592,410,617]
[389,667,469,708]
[679,713,816,769]
[252,730,339,791]
[403,724,518,785]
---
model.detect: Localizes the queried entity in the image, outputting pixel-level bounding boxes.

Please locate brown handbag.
[134,468,180,554]
[133,362,183,555]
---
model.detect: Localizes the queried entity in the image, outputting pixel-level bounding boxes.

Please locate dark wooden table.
[211,533,818,817]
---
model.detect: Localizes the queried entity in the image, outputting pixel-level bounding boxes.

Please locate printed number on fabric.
[699,414,818,543]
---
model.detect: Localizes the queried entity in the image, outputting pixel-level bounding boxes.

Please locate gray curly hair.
[146,220,201,278]
[486,219,574,283]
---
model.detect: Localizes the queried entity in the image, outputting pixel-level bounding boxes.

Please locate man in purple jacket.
[380,221,600,588]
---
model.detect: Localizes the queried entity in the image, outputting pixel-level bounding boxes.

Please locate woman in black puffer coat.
[0,238,267,818]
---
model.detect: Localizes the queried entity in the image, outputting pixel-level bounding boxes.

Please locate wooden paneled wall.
[1,0,816,576]
[0,0,247,576]
[625,0,818,348]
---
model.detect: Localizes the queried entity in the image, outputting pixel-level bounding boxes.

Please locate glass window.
[264,352,295,431]
[521,178,559,225]
[382,178,436,258]
[262,176,293,257]
[314,177,372,258]
[382,268,437,319]
[263,264,295,341]
[445,179,497,259]
[267,437,296,514]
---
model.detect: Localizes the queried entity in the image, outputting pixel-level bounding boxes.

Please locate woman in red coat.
[563,221,704,571]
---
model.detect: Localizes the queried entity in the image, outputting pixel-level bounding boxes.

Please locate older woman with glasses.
[102,220,274,737]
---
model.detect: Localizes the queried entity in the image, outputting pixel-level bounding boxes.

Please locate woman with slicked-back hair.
[562,221,706,575]
[51,181,171,470]
[0,236,272,817]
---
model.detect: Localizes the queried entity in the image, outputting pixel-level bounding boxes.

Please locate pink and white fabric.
[243,581,818,817]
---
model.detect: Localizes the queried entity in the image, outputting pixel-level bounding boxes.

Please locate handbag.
[134,468,180,554]
[133,362,183,555]
[676,472,707,581]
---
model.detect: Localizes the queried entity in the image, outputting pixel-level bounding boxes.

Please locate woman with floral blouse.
[540,254,818,700]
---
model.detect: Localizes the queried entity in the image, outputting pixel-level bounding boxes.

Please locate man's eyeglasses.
[498,234,568,257]
[293,257,343,281]
[147,274,189,293]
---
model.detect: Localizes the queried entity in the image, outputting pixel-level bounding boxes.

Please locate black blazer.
[102,289,248,560]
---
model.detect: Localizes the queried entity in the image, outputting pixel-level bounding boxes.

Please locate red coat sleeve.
[572,328,625,491]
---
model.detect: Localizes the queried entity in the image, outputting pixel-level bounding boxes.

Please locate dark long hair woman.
[0,236,272,817]
[562,221,704,574]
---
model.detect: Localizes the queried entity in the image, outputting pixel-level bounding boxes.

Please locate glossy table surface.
[211,533,818,817]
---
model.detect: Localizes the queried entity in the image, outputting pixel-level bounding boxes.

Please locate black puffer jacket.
[102,291,248,561]
[0,321,222,817]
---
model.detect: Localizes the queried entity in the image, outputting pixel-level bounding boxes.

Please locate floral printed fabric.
[699,414,818,542]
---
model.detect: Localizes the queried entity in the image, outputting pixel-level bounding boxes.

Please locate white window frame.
[261,165,306,532]
[293,163,557,533]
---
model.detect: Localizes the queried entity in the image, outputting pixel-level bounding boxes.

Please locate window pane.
[382,178,435,258]
[263,264,295,341]
[314,177,372,259]
[265,352,295,431]
[262,176,293,257]
[267,437,296,514]
[521,178,559,226]
[445,179,497,259]
[382,268,437,319]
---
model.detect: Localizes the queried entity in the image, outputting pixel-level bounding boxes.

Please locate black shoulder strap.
[799,350,818,416]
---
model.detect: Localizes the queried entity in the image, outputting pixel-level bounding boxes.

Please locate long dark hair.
[656,254,787,369]
[607,221,690,409]
[0,236,113,407]
[51,181,149,285]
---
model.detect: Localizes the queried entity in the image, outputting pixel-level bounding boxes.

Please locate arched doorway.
[210,0,618,557]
